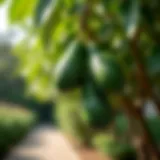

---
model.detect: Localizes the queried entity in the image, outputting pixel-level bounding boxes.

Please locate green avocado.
[89,46,124,92]
[55,40,87,90]
[82,81,113,129]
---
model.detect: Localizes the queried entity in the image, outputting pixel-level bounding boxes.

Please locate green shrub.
[55,89,91,146]
[0,104,37,154]
[92,133,137,160]
[114,114,160,145]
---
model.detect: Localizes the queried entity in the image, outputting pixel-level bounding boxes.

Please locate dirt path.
[5,125,80,160]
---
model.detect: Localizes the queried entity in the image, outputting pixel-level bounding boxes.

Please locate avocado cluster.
[54,40,124,129]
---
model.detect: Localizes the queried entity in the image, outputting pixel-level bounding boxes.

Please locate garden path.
[5,124,80,160]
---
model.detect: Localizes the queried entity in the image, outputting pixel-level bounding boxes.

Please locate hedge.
[0,104,37,156]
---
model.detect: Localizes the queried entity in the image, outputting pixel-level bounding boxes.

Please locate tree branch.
[120,95,160,160]
[80,2,109,44]
[130,26,160,114]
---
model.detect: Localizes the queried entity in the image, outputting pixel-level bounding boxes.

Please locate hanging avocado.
[82,81,113,129]
[89,46,124,92]
[55,40,87,90]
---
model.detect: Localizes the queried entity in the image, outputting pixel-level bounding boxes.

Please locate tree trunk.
[120,95,160,160]
[130,27,160,114]
[127,103,151,160]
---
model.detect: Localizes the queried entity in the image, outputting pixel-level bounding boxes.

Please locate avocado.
[89,46,124,92]
[82,81,113,129]
[55,40,87,90]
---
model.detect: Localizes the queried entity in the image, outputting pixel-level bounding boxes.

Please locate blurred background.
[0,0,160,160]
[0,3,55,159]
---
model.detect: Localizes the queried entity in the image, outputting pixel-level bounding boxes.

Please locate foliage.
[55,89,91,146]
[0,38,53,117]
[0,104,36,155]
[13,38,55,101]
[3,0,160,158]
[91,114,160,159]
[0,0,4,4]
[146,117,160,145]
[114,114,160,145]
[114,114,129,136]
[92,133,137,160]
[6,0,160,101]
[8,0,38,23]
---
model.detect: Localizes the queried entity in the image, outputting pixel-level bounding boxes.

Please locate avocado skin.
[82,81,113,129]
[89,50,124,92]
[55,40,87,90]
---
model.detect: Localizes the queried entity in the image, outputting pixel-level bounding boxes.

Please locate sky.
[0,4,8,32]
[0,4,25,44]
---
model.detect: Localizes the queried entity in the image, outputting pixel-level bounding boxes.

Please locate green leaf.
[121,0,140,38]
[41,0,63,48]
[64,0,74,8]
[27,76,53,101]
[141,2,154,24]
[9,0,38,23]
[0,0,5,5]
[34,0,52,26]
[102,0,120,14]
[128,0,140,38]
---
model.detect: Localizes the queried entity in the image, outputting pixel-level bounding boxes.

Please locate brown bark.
[80,2,100,43]
[127,113,152,160]
[139,140,151,160]
[120,95,160,160]
[80,2,110,44]
[130,27,160,114]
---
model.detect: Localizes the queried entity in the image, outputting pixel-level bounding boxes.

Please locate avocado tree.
[3,0,160,159]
